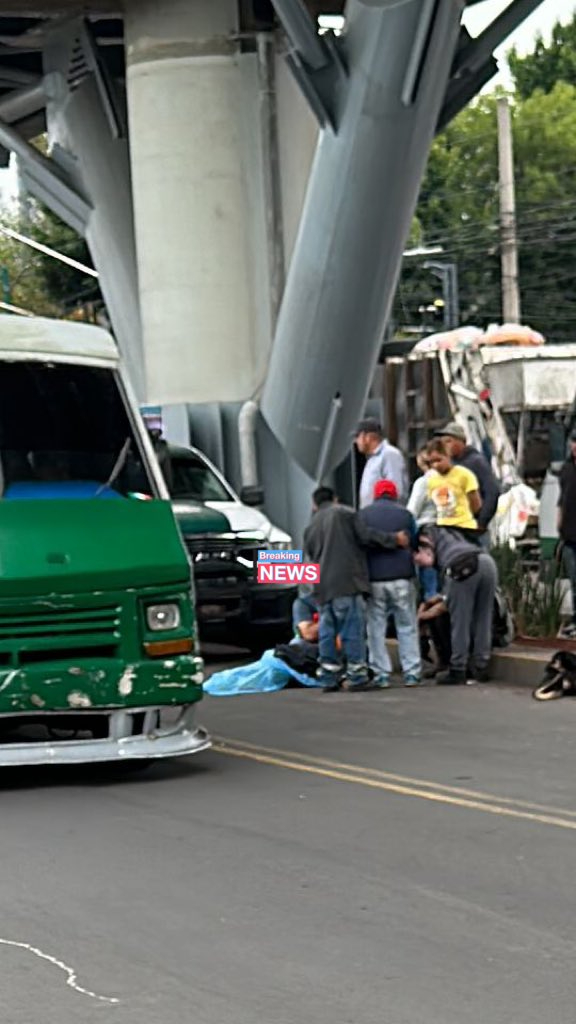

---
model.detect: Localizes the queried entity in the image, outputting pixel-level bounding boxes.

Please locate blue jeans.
[318,595,367,685]
[419,566,439,601]
[367,579,421,680]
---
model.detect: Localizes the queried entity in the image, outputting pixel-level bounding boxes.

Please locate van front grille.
[0,605,121,665]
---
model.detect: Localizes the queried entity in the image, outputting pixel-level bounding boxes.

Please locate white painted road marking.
[0,938,120,1004]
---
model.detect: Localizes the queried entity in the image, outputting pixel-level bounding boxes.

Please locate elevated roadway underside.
[0,0,546,544]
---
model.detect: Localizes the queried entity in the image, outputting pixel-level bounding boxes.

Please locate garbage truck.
[375,329,576,551]
[0,314,210,766]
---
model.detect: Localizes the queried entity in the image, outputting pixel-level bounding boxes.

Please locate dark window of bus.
[0,362,153,498]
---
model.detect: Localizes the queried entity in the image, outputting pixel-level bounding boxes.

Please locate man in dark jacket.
[304,486,409,692]
[359,480,421,687]
[557,429,576,638]
[415,525,498,685]
[435,422,500,542]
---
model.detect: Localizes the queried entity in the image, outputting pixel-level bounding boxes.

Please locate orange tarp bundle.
[482,323,545,347]
[412,323,545,353]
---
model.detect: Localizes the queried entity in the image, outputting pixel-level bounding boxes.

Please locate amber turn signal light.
[144,638,194,658]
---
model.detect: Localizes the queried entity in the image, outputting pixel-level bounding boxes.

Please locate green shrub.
[492,545,564,638]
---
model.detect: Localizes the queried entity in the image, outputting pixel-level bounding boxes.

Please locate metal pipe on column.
[257,32,286,327]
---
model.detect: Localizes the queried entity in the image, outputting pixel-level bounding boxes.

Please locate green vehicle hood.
[0,499,189,597]
[171,499,231,536]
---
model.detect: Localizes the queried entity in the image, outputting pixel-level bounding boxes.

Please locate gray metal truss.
[271,0,348,128]
[0,114,91,232]
[274,0,547,134]
[439,0,547,129]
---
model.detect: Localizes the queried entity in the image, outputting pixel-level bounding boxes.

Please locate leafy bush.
[492,545,564,638]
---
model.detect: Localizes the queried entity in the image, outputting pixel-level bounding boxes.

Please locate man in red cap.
[358,479,421,687]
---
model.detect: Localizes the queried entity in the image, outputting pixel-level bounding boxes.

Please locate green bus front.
[0,317,209,764]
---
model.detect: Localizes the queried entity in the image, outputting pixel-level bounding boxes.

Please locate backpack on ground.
[274,641,319,678]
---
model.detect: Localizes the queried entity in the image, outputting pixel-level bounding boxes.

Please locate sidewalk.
[388,640,567,688]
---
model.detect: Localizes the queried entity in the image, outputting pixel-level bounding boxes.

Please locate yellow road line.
[214,736,576,820]
[213,742,576,833]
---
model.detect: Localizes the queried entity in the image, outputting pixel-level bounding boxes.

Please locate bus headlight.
[146,603,181,631]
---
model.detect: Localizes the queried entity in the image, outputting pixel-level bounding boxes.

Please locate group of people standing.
[301,417,501,691]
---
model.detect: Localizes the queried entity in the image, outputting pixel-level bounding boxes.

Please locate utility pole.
[497,97,521,323]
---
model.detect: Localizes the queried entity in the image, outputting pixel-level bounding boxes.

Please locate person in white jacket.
[407,446,437,526]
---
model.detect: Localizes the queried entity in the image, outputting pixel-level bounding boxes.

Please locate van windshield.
[0,361,153,499]
[169,454,232,503]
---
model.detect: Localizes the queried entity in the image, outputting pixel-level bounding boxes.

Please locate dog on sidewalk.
[533,650,576,702]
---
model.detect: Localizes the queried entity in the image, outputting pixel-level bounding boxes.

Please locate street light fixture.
[423,260,459,330]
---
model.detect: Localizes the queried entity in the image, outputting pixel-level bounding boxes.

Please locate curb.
[490,647,550,688]
[387,641,552,689]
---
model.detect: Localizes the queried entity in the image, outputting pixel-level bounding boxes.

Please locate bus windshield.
[0,361,153,499]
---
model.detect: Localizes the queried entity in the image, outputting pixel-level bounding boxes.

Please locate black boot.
[436,668,467,686]
[469,664,491,684]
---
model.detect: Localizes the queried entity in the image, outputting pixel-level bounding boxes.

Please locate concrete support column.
[124,0,272,405]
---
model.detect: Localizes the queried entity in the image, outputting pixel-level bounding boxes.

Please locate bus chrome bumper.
[0,705,211,766]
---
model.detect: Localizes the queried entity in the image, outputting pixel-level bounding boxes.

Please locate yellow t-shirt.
[427,466,479,529]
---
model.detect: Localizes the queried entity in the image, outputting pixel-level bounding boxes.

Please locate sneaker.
[318,662,343,692]
[404,675,422,687]
[559,624,576,639]
[374,674,391,689]
[436,668,467,686]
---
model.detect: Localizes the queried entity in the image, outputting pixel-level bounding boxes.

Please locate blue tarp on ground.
[204,649,323,696]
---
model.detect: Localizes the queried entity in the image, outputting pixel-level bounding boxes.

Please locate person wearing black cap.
[355,417,408,508]
[434,421,500,542]
[558,429,576,638]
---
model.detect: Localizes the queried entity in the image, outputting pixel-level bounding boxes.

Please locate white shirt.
[407,471,437,525]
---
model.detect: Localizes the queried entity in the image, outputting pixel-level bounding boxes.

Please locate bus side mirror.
[240,485,264,507]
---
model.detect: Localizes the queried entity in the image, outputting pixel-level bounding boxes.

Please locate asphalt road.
[1,658,576,1024]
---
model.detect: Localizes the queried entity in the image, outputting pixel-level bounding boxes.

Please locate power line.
[0,226,98,278]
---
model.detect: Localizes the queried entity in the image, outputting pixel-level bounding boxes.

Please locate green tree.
[509,15,576,99]
[0,198,100,319]
[393,83,576,343]
[393,94,501,334]
[24,204,100,316]
[0,220,57,317]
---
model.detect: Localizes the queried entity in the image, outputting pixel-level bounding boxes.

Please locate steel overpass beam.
[261,0,465,481]
[439,0,546,127]
[271,0,346,128]
[41,17,144,398]
[0,113,91,232]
